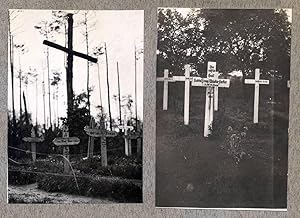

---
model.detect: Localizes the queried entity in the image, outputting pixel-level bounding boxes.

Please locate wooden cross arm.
[43,40,98,63]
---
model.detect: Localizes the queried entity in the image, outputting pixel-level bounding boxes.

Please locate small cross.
[245,69,270,123]
[157,69,176,110]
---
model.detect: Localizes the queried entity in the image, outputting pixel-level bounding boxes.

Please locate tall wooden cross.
[173,65,193,125]
[156,69,175,110]
[245,68,270,123]
[22,127,44,162]
[192,62,230,137]
[118,116,134,156]
[43,14,97,116]
[84,118,117,166]
[52,124,80,173]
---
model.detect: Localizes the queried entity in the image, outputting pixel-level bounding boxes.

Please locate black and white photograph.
[156,8,291,209]
[7,9,143,203]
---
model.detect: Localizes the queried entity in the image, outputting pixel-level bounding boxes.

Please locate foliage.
[157,9,291,80]
[37,174,142,203]
[73,155,142,180]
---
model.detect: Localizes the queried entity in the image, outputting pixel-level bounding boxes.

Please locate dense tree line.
[157,9,291,80]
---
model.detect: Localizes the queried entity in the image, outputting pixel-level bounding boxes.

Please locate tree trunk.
[134,45,138,130]
[84,13,91,117]
[105,43,112,130]
[66,14,74,119]
[117,62,122,127]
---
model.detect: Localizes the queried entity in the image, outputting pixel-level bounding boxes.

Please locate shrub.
[37,174,142,203]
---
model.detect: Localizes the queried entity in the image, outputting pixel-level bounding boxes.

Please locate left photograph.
[7,9,144,203]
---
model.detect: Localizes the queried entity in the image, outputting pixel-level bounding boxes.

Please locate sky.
[8,10,144,128]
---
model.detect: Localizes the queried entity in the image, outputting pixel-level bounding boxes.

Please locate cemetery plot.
[156,8,290,209]
[8,9,143,204]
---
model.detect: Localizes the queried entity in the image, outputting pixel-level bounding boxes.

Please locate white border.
[157,207,287,211]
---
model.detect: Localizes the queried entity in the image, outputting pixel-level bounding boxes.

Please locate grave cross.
[52,124,80,173]
[22,127,44,162]
[173,65,193,125]
[213,72,220,111]
[126,123,143,157]
[43,14,97,115]
[84,118,117,167]
[245,68,270,123]
[156,69,175,110]
[87,117,96,158]
[191,62,230,137]
[118,116,134,156]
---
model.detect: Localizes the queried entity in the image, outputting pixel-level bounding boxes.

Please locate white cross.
[156,69,175,110]
[173,65,192,125]
[213,72,221,111]
[118,115,134,156]
[191,62,230,137]
[245,69,269,123]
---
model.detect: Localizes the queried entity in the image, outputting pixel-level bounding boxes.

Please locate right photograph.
[156,8,291,209]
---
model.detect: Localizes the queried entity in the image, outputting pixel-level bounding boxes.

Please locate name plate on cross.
[84,127,118,138]
[52,125,80,147]
[192,77,230,88]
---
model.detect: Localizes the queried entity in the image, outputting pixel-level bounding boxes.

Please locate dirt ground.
[8,183,115,203]
[156,81,288,208]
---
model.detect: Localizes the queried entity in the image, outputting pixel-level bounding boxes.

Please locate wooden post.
[118,116,134,156]
[245,69,270,123]
[191,62,230,137]
[204,62,216,137]
[101,136,107,166]
[31,129,37,162]
[156,69,175,110]
[172,65,192,125]
[84,119,117,166]
[253,69,260,123]
[162,69,169,110]
[184,65,191,125]
[66,13,74,114]
[87,117,95,158]
[62,125,70,173]
[52,124,80,173]
[214,72,219,111]
[42,13,97,123]
[22,127,44,162]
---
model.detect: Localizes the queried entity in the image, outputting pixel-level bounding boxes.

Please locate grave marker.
[245,68,270,123]
[43,14,97,117]
[87,117,95,158]
[22,127,44,162]
[84,118,117,166]
[173,65,192,125]
[156,69,175,110]
[118,116,134,156]
[191,62,230,137]
[52,124,80,173]
[127,125,143,157]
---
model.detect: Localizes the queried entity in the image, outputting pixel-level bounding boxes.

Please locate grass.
[156,81,288,208]
[8,154,142,203]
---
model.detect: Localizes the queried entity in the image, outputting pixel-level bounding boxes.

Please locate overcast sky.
[8,10,144,127]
